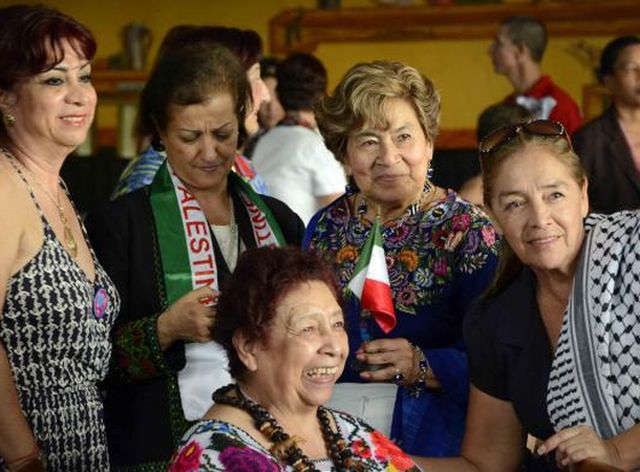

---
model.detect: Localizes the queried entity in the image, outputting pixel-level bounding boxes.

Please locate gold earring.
[3,112,15,128]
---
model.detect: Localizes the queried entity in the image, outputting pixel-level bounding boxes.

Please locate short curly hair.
[213,246,341,379]
[317,60,440,163]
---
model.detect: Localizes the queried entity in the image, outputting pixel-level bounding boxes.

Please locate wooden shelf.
[270,0,640,54]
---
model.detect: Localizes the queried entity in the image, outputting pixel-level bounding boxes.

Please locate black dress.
[464,268,560,471]
[85,183,304,471]
[1,163,119,471]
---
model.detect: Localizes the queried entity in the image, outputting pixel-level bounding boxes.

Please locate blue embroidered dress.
[303,191,500,456]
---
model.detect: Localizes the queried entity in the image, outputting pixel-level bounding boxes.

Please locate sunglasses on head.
[479,119,571,156]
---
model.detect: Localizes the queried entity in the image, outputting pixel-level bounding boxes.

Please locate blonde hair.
[317,60,440,163]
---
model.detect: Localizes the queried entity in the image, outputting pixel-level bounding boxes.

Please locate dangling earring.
[3,112,15,128]
[345,175,358,194]
[151,136,165,152]
[426,163,434,180]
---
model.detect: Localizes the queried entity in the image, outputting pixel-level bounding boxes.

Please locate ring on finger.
[392,367,405,386]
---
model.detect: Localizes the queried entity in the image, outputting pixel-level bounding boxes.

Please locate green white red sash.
[150,161,286,420]
[149,161,285,303]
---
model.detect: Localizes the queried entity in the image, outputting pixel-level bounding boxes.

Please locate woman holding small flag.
[304,60,500,456]
[86,44,304,470]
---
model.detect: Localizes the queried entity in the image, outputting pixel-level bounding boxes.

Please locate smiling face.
[2,39,96,152]
[244,62,270,136]
[242,280,348,413]
[160,91,239,193]
[488,144,588,277]
[605,44,640,109]
[345,97,432,213]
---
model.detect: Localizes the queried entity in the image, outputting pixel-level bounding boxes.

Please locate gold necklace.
[6,151,78,258]
[35,181,78,258]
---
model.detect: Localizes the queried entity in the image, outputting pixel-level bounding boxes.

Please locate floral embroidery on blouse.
[169,410,421,471]
[308,191,499,314]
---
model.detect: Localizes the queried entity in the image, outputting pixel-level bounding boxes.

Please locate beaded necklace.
[355,178,436,224]
[212,384,362,471]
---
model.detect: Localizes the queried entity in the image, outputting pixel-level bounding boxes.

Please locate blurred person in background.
[243,56,285,159]
[489,15,581,134]
[252,53,346,224]
[573,36,640,214]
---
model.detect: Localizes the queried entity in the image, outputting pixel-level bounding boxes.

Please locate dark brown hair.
[214,246,341,379]
[155,25,262,71]
[138,44,248,147]
[0,4,96,136]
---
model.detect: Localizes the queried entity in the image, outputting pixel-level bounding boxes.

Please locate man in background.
[489,15,582,134]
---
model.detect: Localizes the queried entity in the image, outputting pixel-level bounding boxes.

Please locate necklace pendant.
[63,223,78,258]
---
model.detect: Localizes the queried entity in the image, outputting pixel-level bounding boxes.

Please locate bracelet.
[408,344,429,398]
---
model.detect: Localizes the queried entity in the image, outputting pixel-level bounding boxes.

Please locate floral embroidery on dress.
[169,440,203,471]
[219,446,280,471]
[169,410,421,471]
[308,191,500,314]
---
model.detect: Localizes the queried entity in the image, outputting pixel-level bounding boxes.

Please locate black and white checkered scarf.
[547,211,640,438]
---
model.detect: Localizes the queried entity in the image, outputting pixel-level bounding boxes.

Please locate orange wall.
[19,0,614,129]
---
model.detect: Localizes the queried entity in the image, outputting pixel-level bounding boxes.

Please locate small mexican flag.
[348,216,396,333]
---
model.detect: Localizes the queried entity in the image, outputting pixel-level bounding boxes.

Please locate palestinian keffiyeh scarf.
[547,212,640,438]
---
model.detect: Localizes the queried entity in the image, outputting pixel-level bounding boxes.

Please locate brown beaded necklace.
[212,384,363,471]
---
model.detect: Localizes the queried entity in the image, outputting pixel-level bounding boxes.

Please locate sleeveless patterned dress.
[0,158,120,471]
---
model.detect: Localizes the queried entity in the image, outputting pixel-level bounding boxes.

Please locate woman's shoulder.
[303,194,350,247]
[435,190,493,225]
[328,409,421,471]
[423,190,500,257]
[171,419,279,471]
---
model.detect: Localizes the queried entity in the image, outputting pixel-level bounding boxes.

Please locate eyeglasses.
[479,119,571,157]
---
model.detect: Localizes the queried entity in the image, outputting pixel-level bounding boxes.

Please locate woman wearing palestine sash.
[86,44,304,470]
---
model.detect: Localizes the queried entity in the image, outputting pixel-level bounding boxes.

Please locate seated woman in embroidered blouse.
[415,120,640,471]
[303,60,500,456]
[86,45,303,470]
[169,246,420,471]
